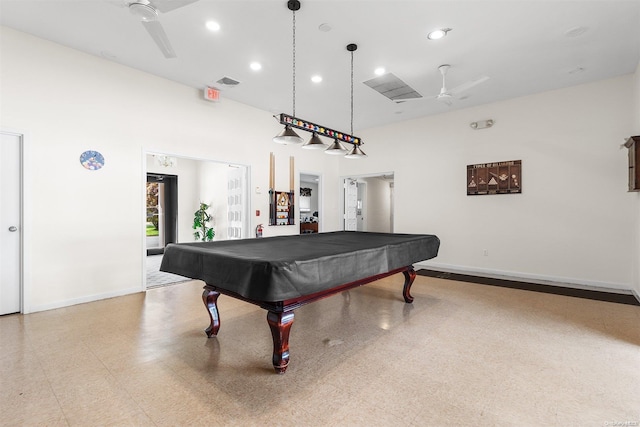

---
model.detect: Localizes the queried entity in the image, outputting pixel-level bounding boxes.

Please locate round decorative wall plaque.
[79,150,105,170]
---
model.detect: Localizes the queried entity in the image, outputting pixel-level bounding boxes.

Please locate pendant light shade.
[345,144,367,159]
[301,132,327,149]
[325,139,348,155]
[273,125,303,144]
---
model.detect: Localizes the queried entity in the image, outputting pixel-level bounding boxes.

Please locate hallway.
[146,255,188,288]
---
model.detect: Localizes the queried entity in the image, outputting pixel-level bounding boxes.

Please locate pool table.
[160,231,440,373]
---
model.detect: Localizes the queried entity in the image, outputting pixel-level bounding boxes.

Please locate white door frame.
[1,129,31,314]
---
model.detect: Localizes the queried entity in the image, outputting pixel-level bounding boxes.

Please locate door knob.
[8,226,17,232]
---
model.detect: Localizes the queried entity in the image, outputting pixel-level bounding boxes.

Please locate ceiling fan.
[123,0,199,58]
[432,64,489,106]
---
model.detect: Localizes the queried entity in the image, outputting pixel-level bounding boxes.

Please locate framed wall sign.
[467,160,521,195]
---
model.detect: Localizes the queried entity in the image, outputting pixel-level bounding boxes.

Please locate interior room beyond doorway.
[343,173,394,233]
[299,173,321,234]
[144,152,250,288]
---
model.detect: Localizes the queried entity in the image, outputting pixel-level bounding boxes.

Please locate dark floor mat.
[416,269,639,306]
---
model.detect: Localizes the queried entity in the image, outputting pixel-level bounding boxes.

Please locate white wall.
[0,27,342,312]
[2,26,638,312]
[341,75,636,291]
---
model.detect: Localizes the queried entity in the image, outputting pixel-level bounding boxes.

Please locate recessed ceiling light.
[311,75,322,83]
[374,67,386,76]
[318,23,332,32]
[206,21,220,32]
[250,62,262,71]
[427,28,452,40]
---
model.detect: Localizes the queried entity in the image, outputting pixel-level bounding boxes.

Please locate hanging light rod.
[273,0,303,145]
[274,113,363,147]
[344,43,366,159]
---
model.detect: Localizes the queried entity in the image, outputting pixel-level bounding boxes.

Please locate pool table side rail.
[203,265,415,313]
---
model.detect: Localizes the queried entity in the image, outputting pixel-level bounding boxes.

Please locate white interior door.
[344,178,358,231]
[1,132,22,315]
[227,166,247,239]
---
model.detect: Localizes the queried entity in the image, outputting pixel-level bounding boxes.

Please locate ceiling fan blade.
[150,0,199,13]
[436,95,453,106]
[141,20,176,58]
[449,75,490,95]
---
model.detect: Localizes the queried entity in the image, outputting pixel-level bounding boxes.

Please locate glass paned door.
[146,181,165,250]
[146,173,176,255]
[227,166,247,239]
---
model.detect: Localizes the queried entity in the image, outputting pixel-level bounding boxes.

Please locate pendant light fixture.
[344,43,367,159]
[325,138,348,155]
[272,2,366,158]
[302,132,327,149]
[273,0,303,145]
[345,144,367,158]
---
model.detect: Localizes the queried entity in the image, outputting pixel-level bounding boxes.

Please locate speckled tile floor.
[1,275,639,426]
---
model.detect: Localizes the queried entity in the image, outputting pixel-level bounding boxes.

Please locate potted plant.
[193,202,215,241]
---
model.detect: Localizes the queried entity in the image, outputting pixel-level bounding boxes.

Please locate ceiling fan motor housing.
[438,64,451,74]
[129,1,158,21]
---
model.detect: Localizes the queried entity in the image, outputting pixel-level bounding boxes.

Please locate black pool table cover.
[160,231,440,302]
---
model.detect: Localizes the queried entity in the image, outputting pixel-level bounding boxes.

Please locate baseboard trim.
[28,286,142,313]
[416,269,640,306]
[416,262,632,294]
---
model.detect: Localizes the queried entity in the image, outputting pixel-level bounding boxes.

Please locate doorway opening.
[146,173,177,256]
[144,153,250,288]
[299,173,322,234]
[343,173,394,233]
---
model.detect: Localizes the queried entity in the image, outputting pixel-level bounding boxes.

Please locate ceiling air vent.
[216,76,241,87]
[363,73,422,102]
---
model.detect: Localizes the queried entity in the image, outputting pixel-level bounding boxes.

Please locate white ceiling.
[1,0,639,135]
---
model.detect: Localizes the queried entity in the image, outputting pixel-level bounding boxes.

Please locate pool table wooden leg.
[267,311,295,374]
[402,267,416,303]
[202,288,221,337]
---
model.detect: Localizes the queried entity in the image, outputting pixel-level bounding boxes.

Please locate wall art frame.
[467,160,522,195]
